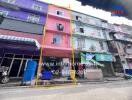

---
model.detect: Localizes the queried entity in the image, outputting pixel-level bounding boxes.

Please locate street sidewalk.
[0,77,127,88]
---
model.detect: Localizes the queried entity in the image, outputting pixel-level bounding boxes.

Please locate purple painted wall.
[0,0,48,25]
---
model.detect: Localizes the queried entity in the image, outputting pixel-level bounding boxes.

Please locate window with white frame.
[4,0,16,3]
[27,14,40,23]
[56,10,63,16]
[0,11,8,17]
[32,4,42,11]
[52,34,61,45]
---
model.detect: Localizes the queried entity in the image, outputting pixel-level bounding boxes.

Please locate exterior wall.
[0,18,44,34]
[73,37,108,53]
[72,22,105,39]
[125,46,132,55]
[72,11,109,54]
[114,25,124,33]
[15,0,48,12]
[72,11,102,26]
[120,24,132,34]
[43,5,71,57]
[1,0,48,13]
[48,5,70,18]
[44,32,70,48]
[103,30,112,40]
[0,0,48,24]
[102,21,109,29]
[46,16,70,34]
[107,25,132,70]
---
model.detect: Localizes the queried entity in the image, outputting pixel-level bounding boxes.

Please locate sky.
[38,0,132,26]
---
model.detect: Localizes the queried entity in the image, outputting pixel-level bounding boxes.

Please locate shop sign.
[81,53,104,67]
[95,54,113,62]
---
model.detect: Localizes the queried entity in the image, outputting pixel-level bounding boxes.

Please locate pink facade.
[43,5,72,57]
[48,5,70,18]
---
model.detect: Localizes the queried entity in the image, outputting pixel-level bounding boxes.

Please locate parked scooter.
[0,67,9,84]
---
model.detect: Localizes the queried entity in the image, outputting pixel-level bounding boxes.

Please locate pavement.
[0,77,124,87]
[0,80,132,100]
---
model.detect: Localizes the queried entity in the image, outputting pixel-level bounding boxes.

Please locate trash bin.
[41,71,52,80]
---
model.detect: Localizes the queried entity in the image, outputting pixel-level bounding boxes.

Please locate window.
[89,45,96,51]
[52,35,61,45]
[0,11,8,16]
[27,14,40,23]
[56,11,63,16]
[99,41,104,50]
[77,38,85,49]
[32,4,42,11]
[79,28,84,33]
[76,16,82,21]
[56,23,64,31]
[4,0,16,3]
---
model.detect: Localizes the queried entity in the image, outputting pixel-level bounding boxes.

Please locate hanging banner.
[81,53,104,67]
[95,54,113,62]
[86,53,95,61]
[90,59,104,67]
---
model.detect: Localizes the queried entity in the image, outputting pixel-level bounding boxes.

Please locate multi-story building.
[42,4,72,77]
[71,11,115,77]
[0,0,48,77]
[0,0,131,79]
[120,25,132,69]
[107,24,132,74]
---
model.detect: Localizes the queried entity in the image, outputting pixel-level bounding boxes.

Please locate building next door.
[0,53,39,78]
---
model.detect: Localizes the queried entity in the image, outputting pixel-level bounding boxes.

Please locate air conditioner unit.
[57,24,64,31]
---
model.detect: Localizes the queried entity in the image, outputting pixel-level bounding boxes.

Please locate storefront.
[0,35,40,78]
[42,57,71,78]
[95,53,115,77]
[74,52,114,77]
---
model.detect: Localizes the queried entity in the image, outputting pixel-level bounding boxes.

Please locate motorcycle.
[0,67,9,84]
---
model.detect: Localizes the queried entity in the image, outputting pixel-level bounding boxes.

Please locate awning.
[0,35,40,49]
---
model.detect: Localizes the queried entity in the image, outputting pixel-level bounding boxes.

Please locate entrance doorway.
[44,57,63,78]
[0,53,39,78]
[9,59,21,77]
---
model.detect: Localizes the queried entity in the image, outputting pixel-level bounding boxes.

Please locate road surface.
[0,80,132,100]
